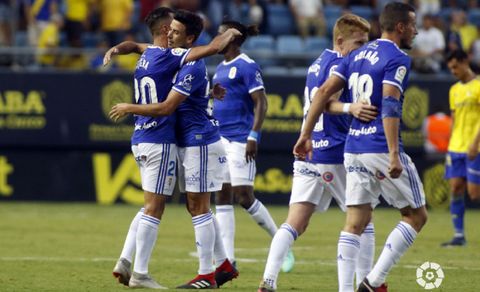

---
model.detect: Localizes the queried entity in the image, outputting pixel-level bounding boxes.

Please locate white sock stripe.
[339,236,360,249]
[395,223,414,245]
[280,223,298,240]
[140,214,160,225]
[247,199,260,214]
[192,212,213,226]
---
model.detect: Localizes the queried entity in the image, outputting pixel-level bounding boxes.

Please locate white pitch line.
[2,255,479,272]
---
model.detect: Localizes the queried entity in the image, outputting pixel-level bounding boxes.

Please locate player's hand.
[388,154,403,178]
[225,28,242,38]
[245,140,257,162]
[350,103,377,122]
[467,143,479,160]
[210,83,226,100]
[103,47,119,66]
[109,103,130,122]
[293,134,312,160]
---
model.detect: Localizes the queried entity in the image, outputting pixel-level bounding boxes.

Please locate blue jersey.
[173,59,220,147]
[303,49,351,164]
[212,53,265,142]
[333,39,410,153]
[132,46,190,145]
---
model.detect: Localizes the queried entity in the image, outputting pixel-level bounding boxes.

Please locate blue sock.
[450,195,465,237]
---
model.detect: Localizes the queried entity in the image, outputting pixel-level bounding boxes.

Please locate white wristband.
[342,103,351,113]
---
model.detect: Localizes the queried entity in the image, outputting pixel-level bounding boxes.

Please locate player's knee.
[144,204,165,219]
[235,188,255,209]
[468,189,480,202]
[343,222,365,235]
[450,183,466,196]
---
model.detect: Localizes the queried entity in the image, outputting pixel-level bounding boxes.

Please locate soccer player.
[294,2,428,291]
[109,10,239,289]
[258,14,377,292]
[105,8,240,289]
[211,20,295,272]
[442,49,480,247]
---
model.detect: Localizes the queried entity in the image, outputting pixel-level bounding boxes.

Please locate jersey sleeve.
[168,47,191,69]
[331,56,348,81]
[449,85,456,111]
[383,55,411,94]
[242,62,265,94]
[172,63,202,96]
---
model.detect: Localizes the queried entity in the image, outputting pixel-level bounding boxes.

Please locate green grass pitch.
[0,202,479,291]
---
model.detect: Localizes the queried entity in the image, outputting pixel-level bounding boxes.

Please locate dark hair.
[379,2,415,32]
[145,7,174,33]
[221,20,259,46]
[174,10,204,42]
[447,49,469,62]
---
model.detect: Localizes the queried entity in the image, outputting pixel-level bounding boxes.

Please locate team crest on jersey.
[322,172,334,182]
[375,170,386,180]
[395,66,407,83]
[179,74,194,91]
[171,48,187,56]
[228,67,237,79]
[255,71,263,84]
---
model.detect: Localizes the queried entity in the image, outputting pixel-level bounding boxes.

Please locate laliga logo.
[416,262,444,290]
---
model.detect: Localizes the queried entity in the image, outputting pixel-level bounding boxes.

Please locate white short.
[221,137,256,186]
[131,143,177,196]
[290,161,347,212]
[344,152,426,209]
[178,140,228,193]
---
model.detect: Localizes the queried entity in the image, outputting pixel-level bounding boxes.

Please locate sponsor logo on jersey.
[348,126,377,136]
[134,121,158,131]
[312,139,329,148]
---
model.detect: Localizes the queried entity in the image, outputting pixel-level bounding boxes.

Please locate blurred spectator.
[415,0,441,20]
[447,10,478,53]
[248,0,265,26]
[37,13,62,67]
[23,0,59,46]
[289,0,326,37]
[97,0,133,47]
[0,0,12,46]
[470,26,480,70]
[64,0,93,48]
[411,14,445,73]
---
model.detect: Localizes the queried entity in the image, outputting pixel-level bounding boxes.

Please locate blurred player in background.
[294,2,428,291]
[442,49,480,247]
[258,14,377,292]
[211,19,295,273]
[105,8,240,289]
[109,10,240,290]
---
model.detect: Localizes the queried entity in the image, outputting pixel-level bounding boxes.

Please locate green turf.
[0,202,478,291]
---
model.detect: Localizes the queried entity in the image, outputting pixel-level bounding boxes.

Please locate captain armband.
[381,96,402,118]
